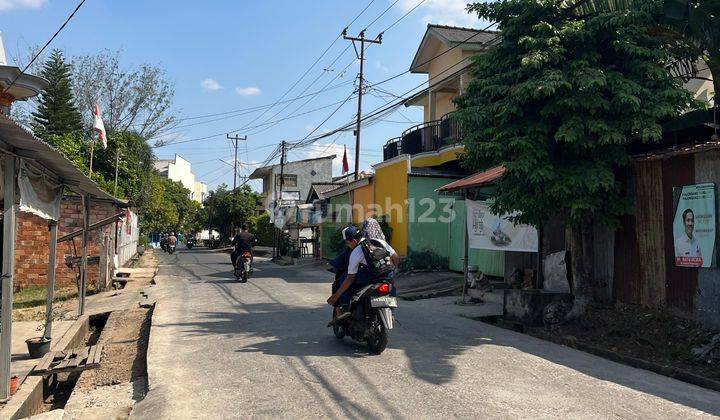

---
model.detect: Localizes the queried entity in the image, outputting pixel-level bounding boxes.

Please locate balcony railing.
[383,112,463,161]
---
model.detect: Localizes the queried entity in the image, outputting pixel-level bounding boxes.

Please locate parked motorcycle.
[234,252,252,282]
[330,280,397,355]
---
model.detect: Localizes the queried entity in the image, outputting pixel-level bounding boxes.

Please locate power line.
[230,0,377,135]
[1,0,88,95]
[153,97,355,148]
[164,80,354,128]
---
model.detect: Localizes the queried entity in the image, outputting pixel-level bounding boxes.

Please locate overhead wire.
[1,0,87,95]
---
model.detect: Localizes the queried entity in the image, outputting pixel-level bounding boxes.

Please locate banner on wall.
[672,183,716,268]
[466,199,538,252]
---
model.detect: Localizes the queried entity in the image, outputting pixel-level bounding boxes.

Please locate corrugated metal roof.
[437,165,505,192]
[0,113,126,204]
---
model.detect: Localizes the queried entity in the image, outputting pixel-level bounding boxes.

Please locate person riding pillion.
[327,226,399,320]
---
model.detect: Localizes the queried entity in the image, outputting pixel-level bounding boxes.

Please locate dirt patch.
[62,307,153,419]
[75,307,152,389]
[525,303,720,381]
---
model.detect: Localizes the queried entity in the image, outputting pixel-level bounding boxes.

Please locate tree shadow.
[159,248,720,416]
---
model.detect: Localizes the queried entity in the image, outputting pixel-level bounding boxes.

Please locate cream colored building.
[154,154,207,203]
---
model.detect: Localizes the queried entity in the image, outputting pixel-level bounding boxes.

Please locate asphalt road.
[131,248,720,419]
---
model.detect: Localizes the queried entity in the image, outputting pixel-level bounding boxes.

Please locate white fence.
[116,209,139,267]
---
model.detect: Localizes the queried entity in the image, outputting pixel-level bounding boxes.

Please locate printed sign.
[672,183,716,268]
[466,199,538,252]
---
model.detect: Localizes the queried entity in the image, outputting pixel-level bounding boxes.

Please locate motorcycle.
[234,251,252,282]
[186,238,196,249]
[330,280,397,355]
[167,243,176,254]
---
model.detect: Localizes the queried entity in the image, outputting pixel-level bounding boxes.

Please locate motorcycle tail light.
[376,283,390,295]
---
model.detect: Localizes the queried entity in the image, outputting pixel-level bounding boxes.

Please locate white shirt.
[674,233,701,259]
[348,238,396,275]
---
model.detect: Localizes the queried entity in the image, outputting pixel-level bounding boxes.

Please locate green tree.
[91,131,155,204]
[203,185,260,239]
[32,49,84,137]
[569,0,718,127]
[140,174,179,233]
[456,0,697,316]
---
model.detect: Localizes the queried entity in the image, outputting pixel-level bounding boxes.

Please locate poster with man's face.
[672,183,716,268]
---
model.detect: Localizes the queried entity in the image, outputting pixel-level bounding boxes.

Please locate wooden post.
[43,221,58,339]
[79,195,90,316]
[0,155,16,400]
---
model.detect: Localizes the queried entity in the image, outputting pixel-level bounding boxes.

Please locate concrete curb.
[0,316,89,420]
[530,330,720,393]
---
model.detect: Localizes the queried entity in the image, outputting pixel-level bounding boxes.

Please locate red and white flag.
[93,103,107,149]
[342,145,349,173]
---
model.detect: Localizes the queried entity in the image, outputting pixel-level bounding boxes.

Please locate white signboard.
[466,199,538,252]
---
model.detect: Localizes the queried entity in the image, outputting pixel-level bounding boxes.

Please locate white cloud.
[0,0,46,12]
[235,86,262,96]
[399,0,480,27]
[200,78,223,92]
[305,143,353,175]
[375,61,389,73]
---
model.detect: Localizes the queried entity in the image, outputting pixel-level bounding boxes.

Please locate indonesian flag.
[342,145,349,173]
[93,103,107,149]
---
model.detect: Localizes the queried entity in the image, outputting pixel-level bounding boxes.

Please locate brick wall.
[14,196,121,290]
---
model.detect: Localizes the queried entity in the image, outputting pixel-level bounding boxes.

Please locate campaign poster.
[466,199,538,252]
[672,183,716,268]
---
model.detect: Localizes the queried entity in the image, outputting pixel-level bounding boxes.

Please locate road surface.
[131,248,720,419]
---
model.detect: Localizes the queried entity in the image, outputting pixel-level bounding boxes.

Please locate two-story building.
[249,155,335,213]
[373,24,506,276]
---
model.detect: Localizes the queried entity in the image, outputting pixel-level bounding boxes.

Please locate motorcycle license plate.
[371,296,397,308]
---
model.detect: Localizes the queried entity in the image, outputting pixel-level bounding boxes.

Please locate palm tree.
[568,0,719,129]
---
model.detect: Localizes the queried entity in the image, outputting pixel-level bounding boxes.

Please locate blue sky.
[1,0,484,191]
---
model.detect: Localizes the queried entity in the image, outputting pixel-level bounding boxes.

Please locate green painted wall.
[405,177,505,277]
[407,176,454,267]
[321,194,353,259]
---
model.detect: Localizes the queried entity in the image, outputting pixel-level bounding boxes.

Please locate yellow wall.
[352,180,375,225]
[427,44,464,86]
[411,145,465,168]
[373,157,409,255]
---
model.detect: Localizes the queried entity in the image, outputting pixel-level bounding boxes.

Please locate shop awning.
[437,165,505,192]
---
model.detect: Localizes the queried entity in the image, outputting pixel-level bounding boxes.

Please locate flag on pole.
[93,103,107,149]
[342,145,349,173]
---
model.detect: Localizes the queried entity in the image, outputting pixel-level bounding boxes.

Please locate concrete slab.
[28,408,65,419]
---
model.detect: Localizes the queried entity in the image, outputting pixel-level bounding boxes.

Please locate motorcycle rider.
[327,226,399,321]
[231,223,257,268]
[166,232,178,248]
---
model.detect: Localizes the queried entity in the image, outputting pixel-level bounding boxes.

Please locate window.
[275,174,298,188]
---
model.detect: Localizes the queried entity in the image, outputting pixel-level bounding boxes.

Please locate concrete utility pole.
[227,134,247,190]
[273,141,287,259]
[343,28,382,180]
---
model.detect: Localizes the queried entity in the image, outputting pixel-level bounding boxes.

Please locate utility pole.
[226,134,247,190]
[273,141,287,259]
[343,28,382,180]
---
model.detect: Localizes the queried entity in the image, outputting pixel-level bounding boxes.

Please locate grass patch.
[13,285,79,309]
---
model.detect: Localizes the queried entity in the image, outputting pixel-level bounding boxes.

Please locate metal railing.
[383,112,463,160]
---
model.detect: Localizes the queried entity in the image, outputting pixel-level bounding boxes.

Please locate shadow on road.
[158,251,720,417]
